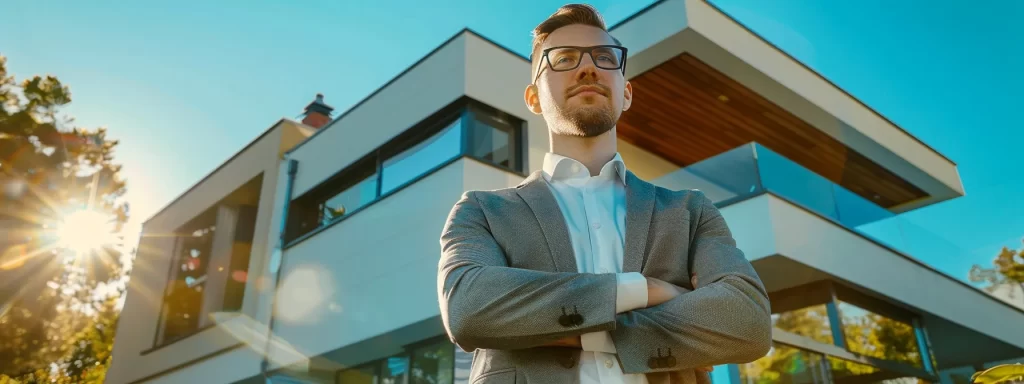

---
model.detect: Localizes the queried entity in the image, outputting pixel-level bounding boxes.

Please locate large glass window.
[320,166,378,225]
[837,301,923,368]
[336,364,378,384]
[772,304,834,345]
[286,98,525,244]
[746,281,936,384]
[739,344,830,384]
[768,283,835,345]
[466,107,520,171]
[381,119,462,195]
[156,175,263,347]
[337,339,462,384]
[160,217,215,343]
[410,340,455,384]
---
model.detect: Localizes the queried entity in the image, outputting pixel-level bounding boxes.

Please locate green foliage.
[0,53,129,382]
[971,239,1024,295]
[742,303,924,382]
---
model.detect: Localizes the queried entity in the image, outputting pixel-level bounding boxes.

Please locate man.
[437,4,772,383]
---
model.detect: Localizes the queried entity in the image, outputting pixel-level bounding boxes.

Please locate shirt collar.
[542,152,627,184]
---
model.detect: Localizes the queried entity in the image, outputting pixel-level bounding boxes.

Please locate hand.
[645,274,698,307]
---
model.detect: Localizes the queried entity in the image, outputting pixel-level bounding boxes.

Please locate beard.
[553,101,617,138]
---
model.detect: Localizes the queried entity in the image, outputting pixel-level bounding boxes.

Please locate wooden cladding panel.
[618,53,926,208]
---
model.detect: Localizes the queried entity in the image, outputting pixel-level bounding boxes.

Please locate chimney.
[301,93,334,129]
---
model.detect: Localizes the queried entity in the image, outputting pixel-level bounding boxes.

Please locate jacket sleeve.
[437,191,620,352]
[609,192,773,374]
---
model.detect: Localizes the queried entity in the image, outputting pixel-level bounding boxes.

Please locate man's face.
[525,24,632,138]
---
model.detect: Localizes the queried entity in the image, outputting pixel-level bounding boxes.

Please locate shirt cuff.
[615,272,648,313]
[580,331,617,354]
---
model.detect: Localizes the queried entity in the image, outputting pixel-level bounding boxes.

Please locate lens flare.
[55,209,116,254]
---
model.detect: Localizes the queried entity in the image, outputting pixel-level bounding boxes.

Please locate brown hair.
[530,4,621,80]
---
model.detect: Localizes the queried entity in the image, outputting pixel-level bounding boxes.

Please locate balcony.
[653,142,970,286]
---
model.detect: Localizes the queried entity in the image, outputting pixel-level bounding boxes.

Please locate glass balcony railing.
[653,142,971,285]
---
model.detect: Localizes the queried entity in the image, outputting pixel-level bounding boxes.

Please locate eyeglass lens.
[548,47,624,71]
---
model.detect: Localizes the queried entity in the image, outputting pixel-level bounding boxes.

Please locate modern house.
[107,0,1024,383]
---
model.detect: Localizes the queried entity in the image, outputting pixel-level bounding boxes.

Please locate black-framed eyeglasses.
[533,45,628,84]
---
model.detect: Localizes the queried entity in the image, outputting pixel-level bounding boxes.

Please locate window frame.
[759,280,937,381]
[334,336,456,384]
[148,174,265,353]
[151,207,218,348]
[284,97,527,248]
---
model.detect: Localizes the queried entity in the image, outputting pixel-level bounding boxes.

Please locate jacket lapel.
[623,171,655,273]
[515,171,578,273]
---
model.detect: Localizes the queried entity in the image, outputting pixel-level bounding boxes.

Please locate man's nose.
[575,54,600,81]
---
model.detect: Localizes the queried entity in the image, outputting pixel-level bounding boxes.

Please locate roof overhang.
[610,0,963,212]
[721,194,1024,368]
[142,119,313,228]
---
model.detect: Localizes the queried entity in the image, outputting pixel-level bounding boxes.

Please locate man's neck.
[550,127,618,176]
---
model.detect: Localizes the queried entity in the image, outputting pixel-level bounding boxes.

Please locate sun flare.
[55,209,117,254]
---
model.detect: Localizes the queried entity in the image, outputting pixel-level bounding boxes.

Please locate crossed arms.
[436,191,772,374]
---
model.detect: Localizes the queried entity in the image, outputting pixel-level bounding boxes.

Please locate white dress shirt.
[541,152,649,384]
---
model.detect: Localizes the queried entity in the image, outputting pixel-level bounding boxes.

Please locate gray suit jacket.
[437,170,772,384]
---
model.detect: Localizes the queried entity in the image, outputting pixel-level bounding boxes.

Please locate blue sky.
[2,0,1021,284]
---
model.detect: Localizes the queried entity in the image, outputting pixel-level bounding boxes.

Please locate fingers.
[691,273,698,288]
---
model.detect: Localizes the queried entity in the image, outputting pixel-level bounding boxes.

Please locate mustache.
[566,81,610,97]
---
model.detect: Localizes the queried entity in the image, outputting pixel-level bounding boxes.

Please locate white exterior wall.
[288,36,468,197]
[108,121,308,384]
[463,33,548,172]
[267,159,524,369]
[145,348,263,384]
[759,193,1024,350]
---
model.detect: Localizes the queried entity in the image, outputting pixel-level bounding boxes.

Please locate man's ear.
[524,84,543,114]
[622,80,633,112]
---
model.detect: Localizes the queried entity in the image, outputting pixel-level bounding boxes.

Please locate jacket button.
[664,356,677,368]
[560,355,577,369]
[648,357,662,369]
[570,313,584,326]
[558,315,573,327]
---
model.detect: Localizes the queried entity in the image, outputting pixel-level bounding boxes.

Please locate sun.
[55,209,117,254]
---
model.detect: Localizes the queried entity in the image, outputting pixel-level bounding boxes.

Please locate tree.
[970,239,1024,300]
[0,53,129,381]
[740,302,928,383]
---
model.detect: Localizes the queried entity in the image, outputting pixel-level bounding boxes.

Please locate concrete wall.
[146,348,261,384]
[288,36,468,197]
[763,193,1024,352]
[267,159,524,369]
[108,121,308,384]
[463,33,549,173]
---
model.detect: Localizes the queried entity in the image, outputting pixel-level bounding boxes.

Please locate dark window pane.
[380,355,409,384]
[161,214,216,342]
[223,205,258,312]
[738,344,830,384]
[320,171,378,225]
[467,113,516,170]
[381,118,462,194]
[411,341,455,384]
[838,301,923,368]
[338,364,379,384]
[773,304,834,345]
[826,356,882,380]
